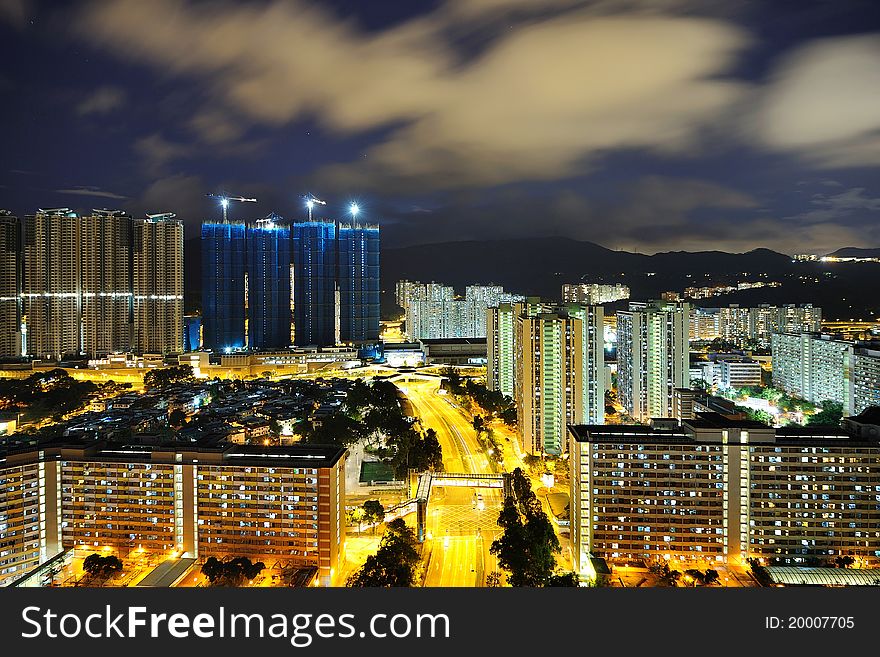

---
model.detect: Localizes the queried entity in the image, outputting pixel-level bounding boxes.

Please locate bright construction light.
[306,199,314,210]
[350,203,360,217]
[220,198,229,209]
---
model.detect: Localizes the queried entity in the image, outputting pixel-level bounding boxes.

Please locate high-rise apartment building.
[690,307,720,341]
[715,304,823,347]
[617,300,690,421]
[771,333,854,413]
[0,442,346,587]
[21,209,82,360]
[402,281,513,340]
[79,210,133,357]
[561,283,630,305]
[201,222,247,352]
[292,221,338,347]
[0,211,21,358]
[202,214,380,351]
[487,302,516,398]
[569,414,880,577]
[338,223,380,343]
[853,348,880,414]
[247,216,291,350]
[133,214,184,355]
[772,333,880,415]
[514,302,604,455]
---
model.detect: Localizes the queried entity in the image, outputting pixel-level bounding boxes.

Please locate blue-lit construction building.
[201,210,380,352]
[247,215,291,349]
[201,222,246,351]
[338,223,380,343]
[292,221,337,347]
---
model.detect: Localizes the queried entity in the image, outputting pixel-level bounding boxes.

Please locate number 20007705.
[765,616,855,630]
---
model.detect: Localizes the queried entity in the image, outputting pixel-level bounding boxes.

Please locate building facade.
[292,221,337,347]
[569,415,880,577]
[133,215,184,355]
[561,283,630,305]
[617,301,690,421]
[771,333,854,414]
[337,223,380,344]
[21,210,82,360]
[79,210,133,358]
[718,358,763,390]
[201,222,247,352]
[247,217,292,350]
[715,304,822,347]
[514,303,604,455]
[0,211,20,358]
[487,302,516,398]
[0,443,346,586]
[853,348,880,415]
[402,281,514,340]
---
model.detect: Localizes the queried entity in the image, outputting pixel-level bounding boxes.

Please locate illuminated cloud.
[75,0,750,188]
[752,34,880,168]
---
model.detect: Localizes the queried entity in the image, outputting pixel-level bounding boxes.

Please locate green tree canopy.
[347,519,421,587]
[201,556,265,586]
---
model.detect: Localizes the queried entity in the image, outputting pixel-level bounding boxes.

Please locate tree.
[684,569,705,586]
[82,553,123,579]
[808,401,844,426]
[835,555,855,568]
[490,468,561,586]
[362,500,386,532]
[546,572,579,587]
[704,569,720,585]
[201,556,265,586]
[392,427,443,478]
[168,408,187,428]
[144,365,195,390]
[485,571,502,587]
[347,519,421,587]
[472,414,486,437]
[302,413,364,447]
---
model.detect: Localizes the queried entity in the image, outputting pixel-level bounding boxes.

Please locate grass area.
[359,460,396,483]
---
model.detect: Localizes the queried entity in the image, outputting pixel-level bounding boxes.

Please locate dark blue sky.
[1,0,879,253]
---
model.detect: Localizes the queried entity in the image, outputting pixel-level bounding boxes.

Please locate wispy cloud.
[0,0,31,30]
[55,185,128,200]
[787,187,880,224]
[133,133,193,176]
[75,0,751,190]
[76,85,127,116]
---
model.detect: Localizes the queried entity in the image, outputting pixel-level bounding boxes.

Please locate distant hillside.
[380,237,791,308]
[828,247,880,258]
[185,236,880,321]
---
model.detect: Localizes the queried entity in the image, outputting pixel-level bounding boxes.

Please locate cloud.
[380,176,759,249]
[75,0,751,190]
[188,109,245,145]
[55,185,128,200]
[752,34,880,168]
[76,85,127,116]
[127,174,205,226]
[787,187,880,224]
[0,0,30,29]
[133,133,194,176]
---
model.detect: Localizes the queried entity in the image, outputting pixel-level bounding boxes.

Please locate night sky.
[1,0,879,253]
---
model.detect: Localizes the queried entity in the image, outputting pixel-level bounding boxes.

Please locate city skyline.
[1,1,880,254]
[1,0,879,598]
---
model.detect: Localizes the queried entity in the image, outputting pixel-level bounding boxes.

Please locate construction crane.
[303,194,326,221]
[207,193,257,222]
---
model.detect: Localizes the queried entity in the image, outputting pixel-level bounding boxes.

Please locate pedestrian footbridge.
[410,471,511,541]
